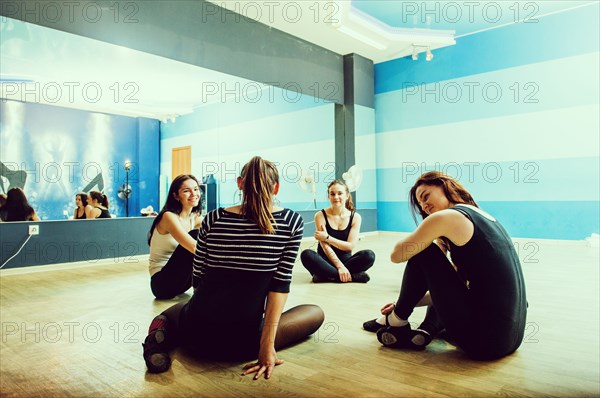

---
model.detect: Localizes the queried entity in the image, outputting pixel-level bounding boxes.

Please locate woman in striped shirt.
[143,156,324,379]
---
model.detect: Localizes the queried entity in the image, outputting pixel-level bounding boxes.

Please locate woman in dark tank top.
[364,171,527,360]
[87,191,111,219]
[300,179,375,283]
[73,193,92,219]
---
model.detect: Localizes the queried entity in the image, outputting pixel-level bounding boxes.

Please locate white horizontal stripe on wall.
[375,52,599,133]
[355,134,377,205]
[161,104,335,163]
[376,104,600,169]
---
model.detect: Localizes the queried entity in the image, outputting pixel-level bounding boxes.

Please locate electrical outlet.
[28,225,39,235]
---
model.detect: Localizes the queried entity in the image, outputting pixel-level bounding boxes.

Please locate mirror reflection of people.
[148,175,202,299]
[73,193,92,220]
[87,191,111,219]
[0,187,40,222]
[142,156,324,378]
[0,194,6,222]
[300,180,375,283]
[364,172,527,360]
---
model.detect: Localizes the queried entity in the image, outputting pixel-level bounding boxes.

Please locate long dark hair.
[3,187,36,221]
[76,193,88,208]
[148,174,202,245]
[240,156,279,234]
[409,171,478,222]
[327,179,355,212]
[89,191,109,208]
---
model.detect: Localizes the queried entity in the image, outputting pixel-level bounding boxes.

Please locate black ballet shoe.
[410,329,433,348]
[351,272,370,283]
[312,274,335,283]
[437,329,457,346]
[363,314,389,333]
[143,329,171,373]
[377,324,429,351]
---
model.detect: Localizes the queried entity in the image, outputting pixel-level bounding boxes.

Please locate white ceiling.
[210,0,455,63]
[1,1,594,120]
[211,1,595,62]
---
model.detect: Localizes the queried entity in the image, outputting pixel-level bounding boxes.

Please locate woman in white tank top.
[148,175,203,299]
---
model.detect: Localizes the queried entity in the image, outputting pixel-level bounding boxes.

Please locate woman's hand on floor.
[242,346,284,380]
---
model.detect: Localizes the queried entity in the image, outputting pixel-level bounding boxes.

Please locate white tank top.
[148,230,179,276]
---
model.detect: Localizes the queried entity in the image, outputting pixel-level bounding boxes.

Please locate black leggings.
[394,244,524,360]
[300,248,375,280]
[150,229,199,299]
[158,302,325,361]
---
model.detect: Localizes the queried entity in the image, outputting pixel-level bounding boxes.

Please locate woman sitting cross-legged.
[363,171,527,360]
[142,156,324,378]
[148,175,203,299]
[300,179,375,283]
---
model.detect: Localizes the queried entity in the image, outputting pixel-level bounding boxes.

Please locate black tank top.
[75,209,86,219]
[95,207,111,219]
[449,205,527,335]
[317,209,354,262]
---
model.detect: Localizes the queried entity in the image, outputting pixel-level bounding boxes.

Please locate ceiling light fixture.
[426,47,434,61]
[411,44,435,62]
[411,46,419,61]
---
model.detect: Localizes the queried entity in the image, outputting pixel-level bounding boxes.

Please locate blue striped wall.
[354,104,377,209]
[159,87,339,212]
[374,4,600,239]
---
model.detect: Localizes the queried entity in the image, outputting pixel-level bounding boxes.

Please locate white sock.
[376,311,408,327]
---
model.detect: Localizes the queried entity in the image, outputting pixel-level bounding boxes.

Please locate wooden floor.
[1,233,599,397]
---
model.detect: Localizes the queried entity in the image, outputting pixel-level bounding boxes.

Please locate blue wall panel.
[374,5,600,239]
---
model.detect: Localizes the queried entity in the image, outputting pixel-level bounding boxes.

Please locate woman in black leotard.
[363,171,527,360]
[300,179,375,283]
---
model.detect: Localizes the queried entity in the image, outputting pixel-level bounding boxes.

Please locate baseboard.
[3,232,592,276]
[0,254,149,276]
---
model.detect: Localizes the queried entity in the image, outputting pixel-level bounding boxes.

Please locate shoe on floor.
[376,324,431,350]
[312,274,335,283]
[351,272,370,283]
[143,329,172,373]
[363,313,389,333]
[363,319,384,333]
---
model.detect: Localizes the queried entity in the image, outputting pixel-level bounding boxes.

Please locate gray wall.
[1,0,344,103]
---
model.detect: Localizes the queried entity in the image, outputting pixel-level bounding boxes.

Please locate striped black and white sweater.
[192,207,304,294]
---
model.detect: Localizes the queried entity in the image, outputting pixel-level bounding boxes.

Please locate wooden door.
[172,146,191,177]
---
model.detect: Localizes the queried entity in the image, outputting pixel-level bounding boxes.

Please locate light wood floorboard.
[1,234,599,397]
